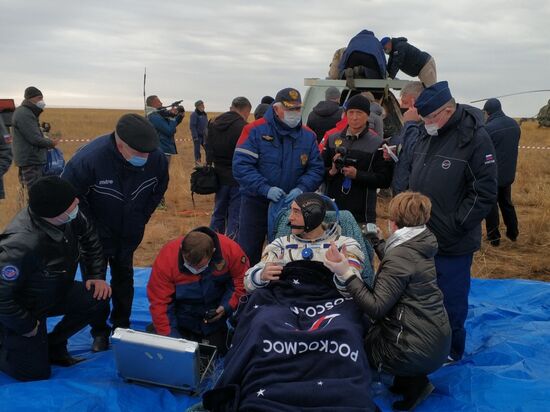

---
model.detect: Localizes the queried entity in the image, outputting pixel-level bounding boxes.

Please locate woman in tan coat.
[324,191,451,411]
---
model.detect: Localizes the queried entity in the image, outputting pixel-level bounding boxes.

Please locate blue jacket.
[190,110,208,140]
[485,110,521,187]
[387,37,431,79]
[61,134,168,256]
[409,105,497,255]
[338,29,387,79]
[232,106,324,198]
[147,112,183,155]
[390,121,423,195]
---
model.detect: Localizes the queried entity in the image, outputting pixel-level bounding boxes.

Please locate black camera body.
[204,308,218,320]
[159,100,185,118]
[334,146,358,171]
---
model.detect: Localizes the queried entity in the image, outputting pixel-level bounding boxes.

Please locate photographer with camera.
[145,95,184,163]
[323,94,393,238]
[147,227,248,354]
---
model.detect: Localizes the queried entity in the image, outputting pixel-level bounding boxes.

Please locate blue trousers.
[237,195,269,266]
[193,136,204,162]
[434,253,473,360]
[210,185,241,240]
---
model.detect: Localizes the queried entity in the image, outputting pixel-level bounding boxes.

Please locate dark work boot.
[49,345,85,367]
[91,336,110,352]
[392,375,434,411]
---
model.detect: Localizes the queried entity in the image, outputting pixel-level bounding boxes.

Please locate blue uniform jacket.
[338,29,387,79]
[190,110,208,140]
[61,134,168,256]
[390,121,424,195]
[485,110,521,187]
[232,106,324,198]
[147,112,183,155]
[409,105,497,255]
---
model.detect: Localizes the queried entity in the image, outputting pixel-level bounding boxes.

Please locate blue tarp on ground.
[1,269,549,412]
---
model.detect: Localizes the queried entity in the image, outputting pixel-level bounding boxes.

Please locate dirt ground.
[1,108,548,281]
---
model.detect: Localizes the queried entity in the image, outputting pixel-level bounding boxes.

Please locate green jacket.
[12,100,54,167]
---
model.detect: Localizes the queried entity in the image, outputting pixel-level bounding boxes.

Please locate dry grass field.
[1,108,548,281]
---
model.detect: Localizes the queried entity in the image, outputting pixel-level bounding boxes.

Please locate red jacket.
[147,227,248,337]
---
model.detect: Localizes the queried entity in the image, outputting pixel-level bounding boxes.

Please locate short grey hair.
[325,86,340,101]
[400,82,424,99]
[231,96,252,110]
[145,95,158,106]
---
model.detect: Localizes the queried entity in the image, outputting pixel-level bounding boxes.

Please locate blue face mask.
[282,110,302,128]
[184,261,210,275]
[128,156,147,167]
[63,205,79,224]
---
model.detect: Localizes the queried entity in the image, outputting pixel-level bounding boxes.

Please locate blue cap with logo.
[275,88,302,109]
[414,81,453,117]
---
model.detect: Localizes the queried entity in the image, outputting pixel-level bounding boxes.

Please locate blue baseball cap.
[414,81,453,117]
[380,37,391,47]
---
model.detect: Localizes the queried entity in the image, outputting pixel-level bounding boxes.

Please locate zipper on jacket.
[395,308,404,345]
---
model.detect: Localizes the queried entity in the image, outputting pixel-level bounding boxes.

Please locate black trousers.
[0,281,109,381]
[86,253,135,338]
[485,185,519,241]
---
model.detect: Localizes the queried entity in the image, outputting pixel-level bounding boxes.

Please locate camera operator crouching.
[323,94,393,248]
[145,95,185,208]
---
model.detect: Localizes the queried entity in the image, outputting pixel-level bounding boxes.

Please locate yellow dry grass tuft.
[1,109,548,280]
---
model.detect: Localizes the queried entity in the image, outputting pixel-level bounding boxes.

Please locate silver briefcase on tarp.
[111,328,216,393]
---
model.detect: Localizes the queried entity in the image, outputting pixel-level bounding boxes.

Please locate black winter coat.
[205,111,247,186]
[306,101,343,143]
[409,105,497,255]
[0,208,105,335]
[387,37,431,79]
[346,229,451,376]
[323,126,393,223]
[485,110,521,186]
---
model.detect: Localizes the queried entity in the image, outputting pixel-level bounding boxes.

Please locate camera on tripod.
[158,100,185,118]
[333,146,358,171]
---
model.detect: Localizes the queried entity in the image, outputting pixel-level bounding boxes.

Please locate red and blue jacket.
[232,106,324,198]
[147,227,248,337]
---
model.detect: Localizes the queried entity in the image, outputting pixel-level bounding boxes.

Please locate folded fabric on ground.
[0,268,548,412]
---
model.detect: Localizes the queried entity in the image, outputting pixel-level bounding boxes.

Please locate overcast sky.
[1,0,549,116]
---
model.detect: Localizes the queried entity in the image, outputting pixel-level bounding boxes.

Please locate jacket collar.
[21,99,43,117]
[178,226,224,274]
[385,225,426,253]
[265,106,302,139]
[487,110,505,122]
[28,208,66,242]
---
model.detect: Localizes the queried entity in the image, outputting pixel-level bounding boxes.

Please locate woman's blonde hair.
[388,191,432,228]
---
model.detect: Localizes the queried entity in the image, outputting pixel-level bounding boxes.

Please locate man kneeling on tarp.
[0,176,111,382]
[324,191,451,411]
[147,227,248,354]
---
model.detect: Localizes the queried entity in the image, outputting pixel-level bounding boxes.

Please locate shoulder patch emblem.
[335,138,343,147]
[485,154,495,164]
[441,159,451,170]
[1,265,20,281]
[261,135,274,141]
[241,256,247,264]
[300,153,308,166]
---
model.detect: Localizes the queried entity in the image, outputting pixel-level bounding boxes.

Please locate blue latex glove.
[267,187,286,202]
[285,188,303,202]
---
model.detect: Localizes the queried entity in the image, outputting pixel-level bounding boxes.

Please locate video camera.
[333,146,358,171]
[158,100,185,118]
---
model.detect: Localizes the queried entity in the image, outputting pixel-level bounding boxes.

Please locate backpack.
[190,165,218,206]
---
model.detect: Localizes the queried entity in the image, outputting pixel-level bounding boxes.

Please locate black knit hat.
[261,96,275,104]
[115,113,159,153]
[345,94,370,114]
[295,193,327,232]
[29,176,76,218]
[24,86,43,99]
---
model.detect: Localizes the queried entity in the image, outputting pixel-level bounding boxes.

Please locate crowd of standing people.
[0,27,530,411]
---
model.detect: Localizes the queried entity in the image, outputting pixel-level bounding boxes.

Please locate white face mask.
[35,100,46,109]
[283,110,302,128]
[425,123,439,136]
[184,260,210,275]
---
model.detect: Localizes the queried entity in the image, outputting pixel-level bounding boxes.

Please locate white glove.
[323,242,353,280]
